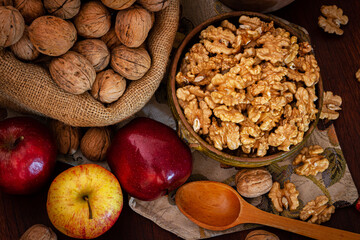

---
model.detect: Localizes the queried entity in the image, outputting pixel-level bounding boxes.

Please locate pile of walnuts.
[176,16,320,157]
[0,0,169,104]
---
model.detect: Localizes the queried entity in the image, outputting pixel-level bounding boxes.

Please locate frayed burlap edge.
[0,0,180,127]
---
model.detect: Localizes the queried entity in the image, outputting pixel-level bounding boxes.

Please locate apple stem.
[83,196,93,219]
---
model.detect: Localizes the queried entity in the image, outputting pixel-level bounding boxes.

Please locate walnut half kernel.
[293,145,329,176]
[268,181,299,212]
[320,91,342,120]
[300,195,335,224]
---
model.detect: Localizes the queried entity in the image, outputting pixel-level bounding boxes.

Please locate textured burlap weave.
[0,0,180,127]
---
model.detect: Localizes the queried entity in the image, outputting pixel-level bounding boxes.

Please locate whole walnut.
[80,127,111,162]
[50,120,81,155]
[14,0,45,24]
[0,0,13,6]
[111,45,151,80]
[115,5,152,48]
[101,27,122,50]
[44,0,80,19]
[49,51,96,94]
[0,6,25,47]
[137,0,169,12]
[91,69,126,104]
[28,16,77,56]
[235,168,273,198]
[100,0,135,10]
[10,26,39,61]
[245,230,279,240]
[72,39,110,72]
[74,1,111,38]
[20,224,57,240]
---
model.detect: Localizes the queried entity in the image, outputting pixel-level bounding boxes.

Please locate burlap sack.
[0,0,180,127]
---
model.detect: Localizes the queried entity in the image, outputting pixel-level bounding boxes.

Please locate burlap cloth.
[0,0,180,127]
[1,1,358,239]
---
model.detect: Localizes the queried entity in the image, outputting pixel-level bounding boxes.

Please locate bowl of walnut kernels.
[168,11,324,167]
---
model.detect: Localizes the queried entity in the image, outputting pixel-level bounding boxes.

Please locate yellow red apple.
[46,164,123,239]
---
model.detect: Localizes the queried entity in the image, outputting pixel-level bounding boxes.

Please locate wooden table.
[1,0,360,239]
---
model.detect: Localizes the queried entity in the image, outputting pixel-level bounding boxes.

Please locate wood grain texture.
[1,0,360,239]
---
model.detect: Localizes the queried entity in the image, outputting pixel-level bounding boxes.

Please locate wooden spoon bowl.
[175,181,360,239]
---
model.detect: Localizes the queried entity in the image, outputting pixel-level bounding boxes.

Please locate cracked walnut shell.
[235,168,272,198]
[50,120,81,155]
[80,127,111,162]
[0,6,25,47]
[72,39,110,72]
[74,1,111,38]
[28,16,77,56]
[300,195,335,224]
[111,45,151,80]
[293,145,329,176]
[320,91,342,120]
[20,224,57,240]
[91,69,126,104]
[115,5,153,48]
[268,181,299,212]
[49,51,96,95]
[44,0,80,19]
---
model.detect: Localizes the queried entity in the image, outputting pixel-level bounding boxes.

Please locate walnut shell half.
[49,51,96,94]
[28,15,77,56]
[44,0,80,19]
[80,127,111,162]
[74,1,111,38]
[91,69,126,104]
[111,45,151,80]
[115,5,152,48]
[0,6,25,47]
[10,26,39,61]
[72,39,110,72]
[14,0,45,24]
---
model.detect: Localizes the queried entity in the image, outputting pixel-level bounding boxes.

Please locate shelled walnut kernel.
[268,181,299,212]
[293,145,329,176]
[318,5,348,35]
[175,15,320,157]
[320,91,342,120]
[300,195,335,224]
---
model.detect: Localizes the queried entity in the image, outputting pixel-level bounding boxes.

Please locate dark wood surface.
[1,0,360,239]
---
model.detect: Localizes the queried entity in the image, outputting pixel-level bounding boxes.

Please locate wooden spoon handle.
[241,205,360,240]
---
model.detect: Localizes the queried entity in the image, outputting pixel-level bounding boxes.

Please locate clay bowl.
[168,11,323,167]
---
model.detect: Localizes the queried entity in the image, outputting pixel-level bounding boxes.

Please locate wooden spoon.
[175,181,360,240]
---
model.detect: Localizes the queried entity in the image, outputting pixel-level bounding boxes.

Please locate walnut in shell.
[49,51,96,94]
[101,27,122,50]
[74,1,111,38]
[28,16,77,56]
[137,0,169,12]
[235,168,273,198]
[100,0,135,10]
[0,6,25,47]
[10,26,39,61]
[20,224,57,240]
[44,0,80,19]
[115,5,152,48]
[50,119,81,155]
[80,127,111,161]
[245,230,279,240]
[91,69,126,104]
[0,0,13,6]
[111,45,151,80]
[72,39,110,72]
[14,0,45,24]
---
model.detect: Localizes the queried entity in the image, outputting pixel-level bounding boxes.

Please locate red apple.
[107,117,193,201]
[47,164,123,239]
[0,116,57,194]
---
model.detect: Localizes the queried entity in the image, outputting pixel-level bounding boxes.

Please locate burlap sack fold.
[0,0,180,127]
